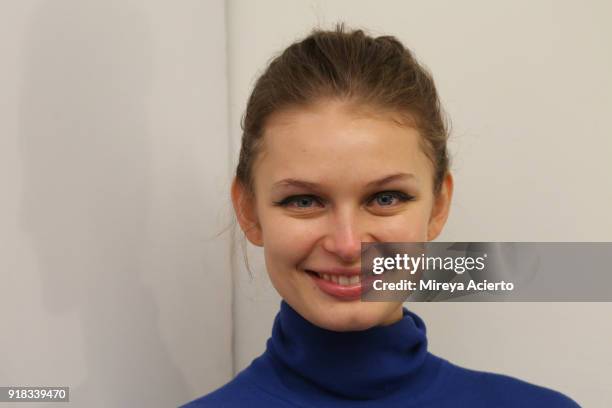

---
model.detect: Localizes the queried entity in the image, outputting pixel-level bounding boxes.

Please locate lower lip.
[307,270,375,300]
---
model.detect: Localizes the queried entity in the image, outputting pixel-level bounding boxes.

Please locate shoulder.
[179,370,294,408]
[438,359,581,407]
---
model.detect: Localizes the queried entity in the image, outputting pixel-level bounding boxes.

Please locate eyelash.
[273,191,415,210]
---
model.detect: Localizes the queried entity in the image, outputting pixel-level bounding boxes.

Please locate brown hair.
[236,22,450,198]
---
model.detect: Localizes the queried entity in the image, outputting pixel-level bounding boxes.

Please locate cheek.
[261,217,319,269]
[374,205,432,241]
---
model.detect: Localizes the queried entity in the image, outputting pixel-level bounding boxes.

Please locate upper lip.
[308,267,361,276]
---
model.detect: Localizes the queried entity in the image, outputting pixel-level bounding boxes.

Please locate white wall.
[227,1,612,407]
[0,1,231,407]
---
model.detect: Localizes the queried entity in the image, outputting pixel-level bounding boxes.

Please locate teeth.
[340,275,359,286]
[317,273,360,286]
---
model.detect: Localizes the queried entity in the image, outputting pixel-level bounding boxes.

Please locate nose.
[322,211,366,263]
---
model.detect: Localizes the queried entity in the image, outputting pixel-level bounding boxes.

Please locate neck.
[263,300,433,400]
[379,305,404,326]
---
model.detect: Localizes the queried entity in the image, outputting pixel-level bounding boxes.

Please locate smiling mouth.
[305,270,361,286]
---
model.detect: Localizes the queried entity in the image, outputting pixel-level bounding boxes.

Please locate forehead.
[254,100,433,187]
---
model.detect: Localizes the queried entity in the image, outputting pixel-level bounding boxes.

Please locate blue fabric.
[182,300,580,407]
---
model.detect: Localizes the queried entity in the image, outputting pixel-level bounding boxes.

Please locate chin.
[300,299,397,332]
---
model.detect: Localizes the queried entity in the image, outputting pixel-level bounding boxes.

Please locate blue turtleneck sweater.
[182,301,580,407]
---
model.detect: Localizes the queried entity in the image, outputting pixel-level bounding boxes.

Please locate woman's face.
[233,99,452,331]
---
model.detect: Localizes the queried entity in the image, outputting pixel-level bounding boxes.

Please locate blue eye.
[274,191,413,210]
[371,191,413,207]
[275,195,320,209]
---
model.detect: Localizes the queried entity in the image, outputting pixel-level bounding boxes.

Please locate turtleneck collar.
[262,300,434,401]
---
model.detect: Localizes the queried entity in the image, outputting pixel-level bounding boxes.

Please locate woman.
[183,23,579,407]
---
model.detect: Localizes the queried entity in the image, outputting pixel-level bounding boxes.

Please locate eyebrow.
[271,173,417,190]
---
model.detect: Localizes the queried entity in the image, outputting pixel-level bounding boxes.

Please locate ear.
[231,177,264,247]
[427,172,454,241]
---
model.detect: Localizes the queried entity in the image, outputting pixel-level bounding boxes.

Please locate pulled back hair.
[235,22,450,198]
